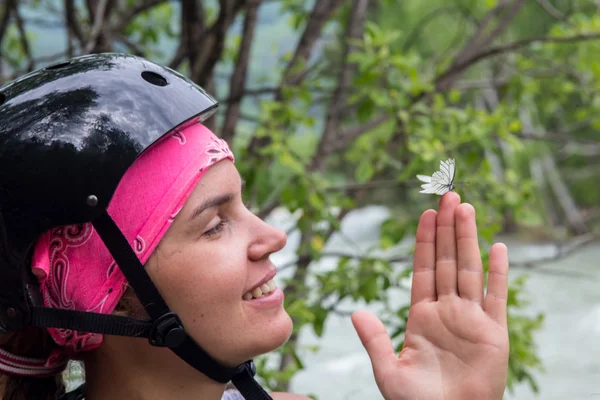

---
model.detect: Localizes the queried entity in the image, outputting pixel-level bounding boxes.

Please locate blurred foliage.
[3,0,600,397]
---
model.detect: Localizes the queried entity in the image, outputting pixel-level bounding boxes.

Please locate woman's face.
[145,160,292,366]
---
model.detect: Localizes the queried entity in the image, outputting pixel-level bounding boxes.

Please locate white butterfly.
[417,158,456,195]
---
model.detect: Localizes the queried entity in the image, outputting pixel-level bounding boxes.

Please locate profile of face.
[144,159,293,367]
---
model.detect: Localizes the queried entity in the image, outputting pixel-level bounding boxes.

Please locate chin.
[247,310,293,359]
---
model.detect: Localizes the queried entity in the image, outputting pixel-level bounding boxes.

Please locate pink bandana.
[30,120,234,367]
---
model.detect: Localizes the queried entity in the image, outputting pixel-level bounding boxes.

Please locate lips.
[243,266,277,300]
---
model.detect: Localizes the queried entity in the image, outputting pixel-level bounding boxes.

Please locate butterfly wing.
[418,158,456,195]
[416,174,432,183]
[439,158,455,184]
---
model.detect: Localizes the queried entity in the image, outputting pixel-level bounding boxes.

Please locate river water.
[266,206,600,400]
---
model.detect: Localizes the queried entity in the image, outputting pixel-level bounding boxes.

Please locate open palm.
[352,193,509,400]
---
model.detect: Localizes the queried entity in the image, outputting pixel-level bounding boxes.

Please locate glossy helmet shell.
[0,53,218,329]
[0,52,218,249]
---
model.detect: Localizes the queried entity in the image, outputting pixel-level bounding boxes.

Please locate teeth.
[243,279,277,300]
[252,287,263,298]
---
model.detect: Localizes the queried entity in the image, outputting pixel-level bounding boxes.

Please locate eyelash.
[203,217,228,238]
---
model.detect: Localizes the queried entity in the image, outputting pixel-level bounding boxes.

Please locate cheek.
[149,242,247,321]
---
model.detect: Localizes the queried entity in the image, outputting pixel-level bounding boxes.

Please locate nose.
[247,214,287,262]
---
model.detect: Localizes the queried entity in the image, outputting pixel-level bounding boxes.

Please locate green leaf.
[362,276,379,302]
[312,307,328,337]
[357,98,376,122]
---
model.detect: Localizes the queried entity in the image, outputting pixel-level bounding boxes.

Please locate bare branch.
[85,0,111,53]
[169,0,205,70]
[438,0,527,90]
[310,0,370,171]
[477,0,526,54]
[0,0,15,50]
[280,0,345,89]
[325,179,407,193]
[246,0,345,157]
[192,0,245,86]
[436,31,600,89]
[510,231,599,269]
[65,0,85,51]
[112,0,168,33]
[3,50,70,81]
[452,0,513,66]
[222,0,262,143]
[13,2,34,71]
[181,0,203,71]
[222,87,278,103]
[115,33,145,55]
[454,78,508,90]
[541,154,588,235]
[401,6,467,52]
[558,142,600,157]
[332,115,389,154]
[535,0,565,19]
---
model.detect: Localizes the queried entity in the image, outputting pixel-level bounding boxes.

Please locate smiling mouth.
[242,279,277,300]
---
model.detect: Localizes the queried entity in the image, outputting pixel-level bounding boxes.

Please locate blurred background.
[1,0,599,398]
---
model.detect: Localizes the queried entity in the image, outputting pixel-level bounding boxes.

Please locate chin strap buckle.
[148,312,186,348]
[235,360,256,377]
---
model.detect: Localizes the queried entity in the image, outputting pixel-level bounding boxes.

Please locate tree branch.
[85,0,112,53]
[192,0,245,86]
[65,0,85,53]
[401,6,467,52]
[246,0,345,168]
[452,0,513,66]
[222,87,279,103]
[310,0,370,172]
[438,0,527,90]
[510,231,599,269]
[112,0,168,33]
[0,0,15,51]
[221,0,262,143]
[13,1,34,72]
[115,33,145,55]
[279,0,345,89]
[558,142,600,157]
[325,179,408,193]
[332,114,389,154]
[436,31,600,89]
[535,0,565,20]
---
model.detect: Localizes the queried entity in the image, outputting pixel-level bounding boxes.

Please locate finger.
[455,203,484,304]
[351,310,395,375]
[411,209,437,304]
[435,192,461,297]
[483,243,509,326]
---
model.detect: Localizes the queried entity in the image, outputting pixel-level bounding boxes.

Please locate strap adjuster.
[234,360,256,377]
[148,312,186,348]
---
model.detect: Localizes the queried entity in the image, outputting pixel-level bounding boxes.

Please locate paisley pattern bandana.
[30,120,234,367]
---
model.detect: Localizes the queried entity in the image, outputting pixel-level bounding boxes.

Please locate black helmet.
[0,53,270,399]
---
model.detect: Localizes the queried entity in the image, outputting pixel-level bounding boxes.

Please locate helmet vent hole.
[0,93,5,105]
[142,71,168,87]
[45,61,71,70]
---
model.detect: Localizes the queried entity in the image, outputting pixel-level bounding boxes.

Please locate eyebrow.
[188,176,245,222]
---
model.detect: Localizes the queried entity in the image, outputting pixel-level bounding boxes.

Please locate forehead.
[185,160,240,201]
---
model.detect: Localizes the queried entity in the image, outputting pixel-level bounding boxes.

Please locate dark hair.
[0,327,66,400]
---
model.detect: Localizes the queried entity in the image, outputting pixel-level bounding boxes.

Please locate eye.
[203,216,228,238]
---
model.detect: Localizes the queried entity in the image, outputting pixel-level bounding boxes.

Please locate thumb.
[351,310,395,374]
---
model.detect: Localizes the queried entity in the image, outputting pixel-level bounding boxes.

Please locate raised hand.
[352,192,509,400]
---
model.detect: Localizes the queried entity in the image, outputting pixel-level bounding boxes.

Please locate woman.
[0,53,509,400]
